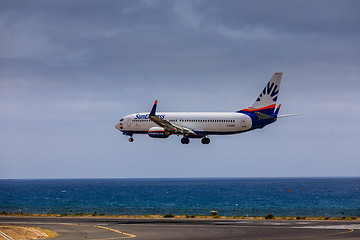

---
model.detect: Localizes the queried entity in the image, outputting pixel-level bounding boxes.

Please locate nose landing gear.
[127,134,134,142]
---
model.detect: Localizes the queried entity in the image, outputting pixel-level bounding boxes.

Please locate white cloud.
[213,25,278,41]
[173,1,204,29]
[173,1,277,42]
[0,21,55,60]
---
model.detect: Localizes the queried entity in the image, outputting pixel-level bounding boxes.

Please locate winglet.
[149,100,158,116]
[274,104,281,116]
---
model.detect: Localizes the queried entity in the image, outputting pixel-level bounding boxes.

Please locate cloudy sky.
[1,0,359,179]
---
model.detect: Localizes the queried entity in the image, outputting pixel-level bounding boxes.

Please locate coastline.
[1,212,359,221]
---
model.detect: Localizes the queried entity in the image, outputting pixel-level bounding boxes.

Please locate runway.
[1,217,359,240]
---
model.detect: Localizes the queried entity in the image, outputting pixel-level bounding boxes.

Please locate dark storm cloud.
[2,0,359,77]
[1,1,358,82]
[201,0,360,33]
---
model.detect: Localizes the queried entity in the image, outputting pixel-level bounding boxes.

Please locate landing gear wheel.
[181,137,190,144]
[201,137,210,144]
[129,137,134,142]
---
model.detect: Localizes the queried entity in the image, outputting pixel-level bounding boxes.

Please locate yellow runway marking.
[95,225,136,239]
[247,228,354,240]
[59,223,136,239]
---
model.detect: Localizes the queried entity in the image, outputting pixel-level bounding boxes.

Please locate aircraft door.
[127,118,132,127]
[241,116,246,127]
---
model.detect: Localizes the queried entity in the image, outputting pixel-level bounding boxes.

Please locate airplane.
[115,72,294,144]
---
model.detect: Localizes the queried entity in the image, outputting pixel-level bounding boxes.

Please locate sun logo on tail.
[256,82,279,103]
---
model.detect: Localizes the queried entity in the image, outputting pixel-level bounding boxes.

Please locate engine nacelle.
[148,127,171,138]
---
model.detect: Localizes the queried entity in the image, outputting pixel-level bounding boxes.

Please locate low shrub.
[265,214,275,219]
[163,214,175,218]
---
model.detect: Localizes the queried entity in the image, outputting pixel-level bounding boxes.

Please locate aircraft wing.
[148,100,196,136]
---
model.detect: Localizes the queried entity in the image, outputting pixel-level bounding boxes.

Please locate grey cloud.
[190,0,360,34]
[1,0,359,178]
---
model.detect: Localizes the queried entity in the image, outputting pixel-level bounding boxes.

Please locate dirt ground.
[0,225,57,240]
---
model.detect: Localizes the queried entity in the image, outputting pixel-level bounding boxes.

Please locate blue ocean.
[1,178,359,217]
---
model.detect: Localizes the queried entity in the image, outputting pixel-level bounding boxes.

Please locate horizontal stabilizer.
[255,112,274,120]
[277,113,305,118]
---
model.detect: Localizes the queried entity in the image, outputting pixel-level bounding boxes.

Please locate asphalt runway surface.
[1,217,360,240]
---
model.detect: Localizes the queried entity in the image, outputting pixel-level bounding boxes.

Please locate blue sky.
[1,0,359,178]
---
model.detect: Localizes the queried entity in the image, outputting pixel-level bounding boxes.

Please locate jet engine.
[148,127,171,138]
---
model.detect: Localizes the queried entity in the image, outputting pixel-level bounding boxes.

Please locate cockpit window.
[120,119,124,122]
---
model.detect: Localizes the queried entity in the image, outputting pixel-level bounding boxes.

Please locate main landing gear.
[201,137,210,144]
[181,137,190,144]
[181,137,210,144]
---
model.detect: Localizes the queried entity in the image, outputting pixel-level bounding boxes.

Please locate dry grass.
[0,225,57,239]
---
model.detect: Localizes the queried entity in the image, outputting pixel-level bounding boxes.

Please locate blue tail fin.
[238,72,282,115]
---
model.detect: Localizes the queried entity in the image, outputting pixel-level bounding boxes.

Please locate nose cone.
[115,122,121,131]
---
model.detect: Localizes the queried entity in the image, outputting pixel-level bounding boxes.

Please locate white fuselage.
[119,112,252,136]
